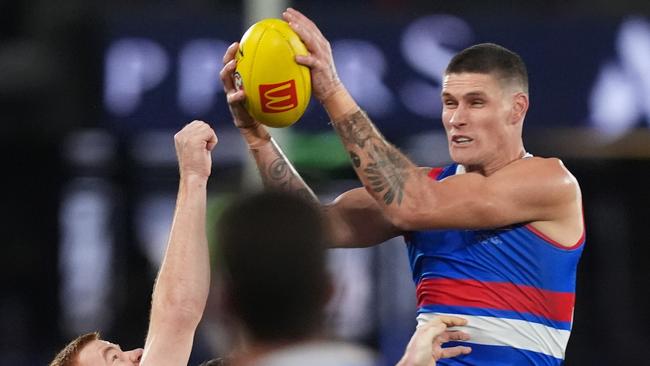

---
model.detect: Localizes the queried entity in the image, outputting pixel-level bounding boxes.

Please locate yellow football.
[234,19,312,128]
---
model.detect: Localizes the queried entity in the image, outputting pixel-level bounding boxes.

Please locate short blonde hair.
[49,332,100,366]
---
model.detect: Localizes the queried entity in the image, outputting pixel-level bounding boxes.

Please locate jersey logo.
[475,231,504,246]
[259,80,298,113]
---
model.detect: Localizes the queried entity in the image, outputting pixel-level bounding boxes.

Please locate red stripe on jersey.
[428,167,444,180]
[417,277,575,322]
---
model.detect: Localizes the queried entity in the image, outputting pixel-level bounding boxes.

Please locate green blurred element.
[206,193,235,268]
[284,130,350,169]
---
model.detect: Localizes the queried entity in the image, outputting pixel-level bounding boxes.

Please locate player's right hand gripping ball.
[234,19,312,128]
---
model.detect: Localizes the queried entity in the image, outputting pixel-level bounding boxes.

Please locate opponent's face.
[441,72,523,170]
[76,340,143,366]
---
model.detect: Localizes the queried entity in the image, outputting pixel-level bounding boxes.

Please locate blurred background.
[1,0,649,365]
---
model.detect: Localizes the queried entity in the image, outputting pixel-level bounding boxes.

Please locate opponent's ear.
[511,92,529,124]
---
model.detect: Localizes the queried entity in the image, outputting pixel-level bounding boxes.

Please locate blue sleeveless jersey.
[405,164,585,365]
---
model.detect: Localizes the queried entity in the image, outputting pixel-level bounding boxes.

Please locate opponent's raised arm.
[140,121,216,366]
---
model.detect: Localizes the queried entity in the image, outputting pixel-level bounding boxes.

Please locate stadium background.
[1,0,649,364]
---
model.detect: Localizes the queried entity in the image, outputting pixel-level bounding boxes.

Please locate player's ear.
[510,92,529,124]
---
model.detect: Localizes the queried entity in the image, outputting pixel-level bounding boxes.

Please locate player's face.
[440,72,516,168]
[76,340,143,366]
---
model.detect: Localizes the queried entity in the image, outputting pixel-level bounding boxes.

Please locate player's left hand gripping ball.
[234,19,312,128]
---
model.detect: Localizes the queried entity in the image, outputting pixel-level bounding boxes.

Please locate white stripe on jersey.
[417,312,570,360]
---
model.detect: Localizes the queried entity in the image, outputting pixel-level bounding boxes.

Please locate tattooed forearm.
[364,143,410,205]
[268,157,289,181]
[334,109,416,207]
[349,151,361,168]
[336,110,375,148]
[250,138,318,203]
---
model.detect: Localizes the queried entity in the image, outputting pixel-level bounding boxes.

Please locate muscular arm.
[328,102,583,246]
[140,122,215,366]
[325,187,402,248]
[220,41,398,247]
[239,123,401,247]
[283,7,582,244]
[329,103,580,231]
[220,41,317,203]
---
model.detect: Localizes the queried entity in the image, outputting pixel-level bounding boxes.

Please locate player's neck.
[465,145,527,176]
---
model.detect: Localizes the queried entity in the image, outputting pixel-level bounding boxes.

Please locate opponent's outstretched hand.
[174,120,218,179]
[397,315,472,366]
[219,42,259,129]
[282,8,343,102]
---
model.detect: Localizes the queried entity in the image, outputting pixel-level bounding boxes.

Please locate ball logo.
[259,80,298,113]
[233,72,243,91]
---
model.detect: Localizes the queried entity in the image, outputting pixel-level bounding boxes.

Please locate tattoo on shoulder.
[363,143,410,205]
[335,110,375,148]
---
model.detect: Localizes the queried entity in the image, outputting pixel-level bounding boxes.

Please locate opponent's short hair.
[216,191,329,343]
[445,43,529,94]
[49,332,100,366]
